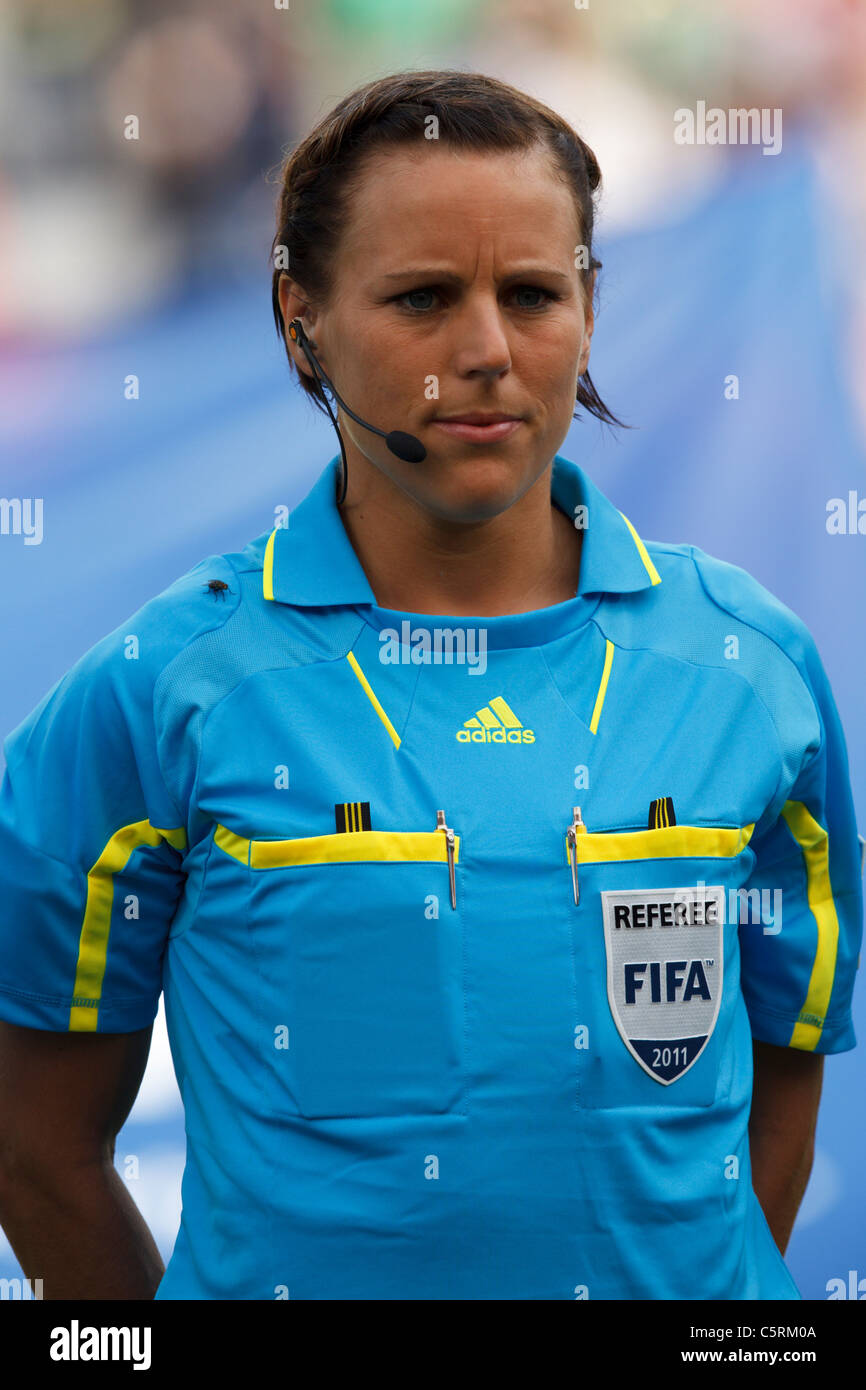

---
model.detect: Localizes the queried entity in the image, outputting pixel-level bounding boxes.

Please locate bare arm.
[0,1019,164,1299]
[748,1037,824,1255]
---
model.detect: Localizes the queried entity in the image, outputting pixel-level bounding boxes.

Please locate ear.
[278,274,319,379]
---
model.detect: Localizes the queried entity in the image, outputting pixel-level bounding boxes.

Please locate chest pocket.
[220,823,465,1120]
[567,822,755,1110]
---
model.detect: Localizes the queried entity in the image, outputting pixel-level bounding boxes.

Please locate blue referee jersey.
[0,452,861,1299]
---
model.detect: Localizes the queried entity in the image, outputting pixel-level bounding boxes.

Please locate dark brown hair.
[269,69,625,429]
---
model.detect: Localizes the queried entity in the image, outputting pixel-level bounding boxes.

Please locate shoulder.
[603,539,827,766]
[4,536,266,757]
[126,529,275,651]
[59,542,258,696]
[646,540,819,668]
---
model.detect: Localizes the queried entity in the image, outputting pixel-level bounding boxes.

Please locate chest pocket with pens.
[564,804,757,1110]
[224,803,464,1121]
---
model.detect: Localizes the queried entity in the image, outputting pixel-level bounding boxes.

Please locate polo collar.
[263,452,660,607]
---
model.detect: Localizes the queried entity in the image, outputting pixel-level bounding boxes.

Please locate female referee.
[0,70,861,1301]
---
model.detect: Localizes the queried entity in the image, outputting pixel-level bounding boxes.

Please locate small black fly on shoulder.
[203,578,233,600]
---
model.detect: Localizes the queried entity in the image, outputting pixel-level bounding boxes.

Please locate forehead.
[339,142,580,265]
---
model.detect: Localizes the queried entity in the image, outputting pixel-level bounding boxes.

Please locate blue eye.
[399,289,437,312]
[392,285,560,314]
[513,286,550,309]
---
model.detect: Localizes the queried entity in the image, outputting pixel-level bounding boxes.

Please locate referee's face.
[281,141,594,524]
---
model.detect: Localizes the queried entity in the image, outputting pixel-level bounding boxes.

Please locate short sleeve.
[737,633,863,1054]
[0,629,188,1034]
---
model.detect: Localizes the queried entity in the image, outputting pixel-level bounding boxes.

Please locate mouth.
[432,413,524,444]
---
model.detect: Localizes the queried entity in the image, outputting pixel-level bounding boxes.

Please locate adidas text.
[456,727,535,743]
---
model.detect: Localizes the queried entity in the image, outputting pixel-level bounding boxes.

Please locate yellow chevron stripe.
[781,801,841,1050]
[69,821,187,1031]
[477,706,500,729]
[589,639,615,735]
[346,650,401,749]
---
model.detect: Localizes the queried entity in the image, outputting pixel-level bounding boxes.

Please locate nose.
[451,294,512,379]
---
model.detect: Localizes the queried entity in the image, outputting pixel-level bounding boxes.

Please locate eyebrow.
[378,266,574,285]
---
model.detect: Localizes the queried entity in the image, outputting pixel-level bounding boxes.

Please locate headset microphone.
[287,318,426,505]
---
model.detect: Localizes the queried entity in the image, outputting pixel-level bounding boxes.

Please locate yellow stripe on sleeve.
[780,800,841,1050]
[69,821,187,1031]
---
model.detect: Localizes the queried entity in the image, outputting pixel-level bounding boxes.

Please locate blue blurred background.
[1,0,864,1300]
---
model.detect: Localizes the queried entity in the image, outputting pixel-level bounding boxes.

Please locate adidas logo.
[456,695,535,744]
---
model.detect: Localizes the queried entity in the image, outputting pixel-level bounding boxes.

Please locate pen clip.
[436,809,457,910]
[566,805,584,905]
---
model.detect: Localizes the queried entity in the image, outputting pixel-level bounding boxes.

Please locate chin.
[418,465,528,524]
